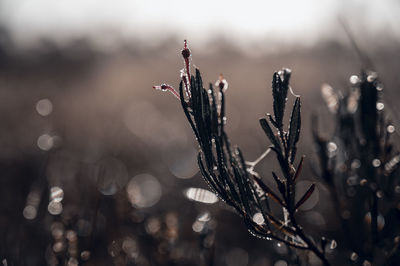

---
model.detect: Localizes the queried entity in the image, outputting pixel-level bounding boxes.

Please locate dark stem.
[289,212,331,266]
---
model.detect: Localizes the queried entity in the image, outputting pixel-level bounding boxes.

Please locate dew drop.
[376,85,383,91]
[367,73,377,82]
[350,252,358,261]
[376,190,384,198]
[122,237,139,259]
[127,174,162,208]
[197,212,211,222]
[363,260,372,266]
[37,134,54,151]
[376,102,384,111]
[145,217,161,235]
[327,142,337,153]
[48,201,63,215]
[387,125,395,134]
[351,159,361,169]
[360,179,368,186]
[53,241,65,253]
[252,212,265,225]
[192,220,205,233]
[67,257,78,266]
[372,159,381,168]
[36,98,53,116]
[347,176,358,186]
[81,251,91,261]
[23,205,37,220]
[274,260,288,266]
[349,75,359,85]
[184,187,218,204]
[50,186,64,202]
[364,212,385,231]
[330,239,337,249]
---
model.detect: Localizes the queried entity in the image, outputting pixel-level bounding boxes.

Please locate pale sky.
[0,0,398,49]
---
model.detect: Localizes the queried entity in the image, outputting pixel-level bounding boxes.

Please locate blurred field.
[1,30,400,265]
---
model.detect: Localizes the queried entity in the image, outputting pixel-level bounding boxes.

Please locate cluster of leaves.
[155,41,330,265]
[313,71,400,264]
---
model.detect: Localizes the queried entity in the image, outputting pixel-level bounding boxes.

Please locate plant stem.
[289,212,331,266]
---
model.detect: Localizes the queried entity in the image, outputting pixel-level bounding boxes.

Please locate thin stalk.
[289,212,331,266]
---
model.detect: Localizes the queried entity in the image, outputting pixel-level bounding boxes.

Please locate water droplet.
[351,159,361,169]
[349,75,359,85]
[372,159,381,168]
[23,205,37,220]
[376,102,384,111]
[50,186,64,202]
[387,125,395,133]
[168,147,198,179]
[67,257,78,266]
[184,187,218,204]
[327,142,337,154]
[36,98,53,116]
[108,240,121,257]
[395,186,400,193]
[376,85,383,91]
[51,222,64,240]
[53,241,65,253]
[37,134,54,151]
[347,176,358,186]
[330,240,337,249]
[127,174,162,208]
[122,237,139,259]
[66,230,77,242]
[376,190,384,198]
[362,260,372,266]
[367,73,377,82]
[252,212,265,225]
[350,252,359,261]
[274,260,288,266]
[192,220,205,233]
[197,212,211,222]
[80,251,91,261]
[145,217,161,235]
[48,201,63,215]
[364,212,385,231]
[321,83,338,113]
[360,179,368,186]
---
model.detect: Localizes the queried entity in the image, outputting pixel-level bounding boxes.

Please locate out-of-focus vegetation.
[1,23,400,265]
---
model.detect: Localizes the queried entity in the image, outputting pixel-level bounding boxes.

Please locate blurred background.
[0,0,400,265]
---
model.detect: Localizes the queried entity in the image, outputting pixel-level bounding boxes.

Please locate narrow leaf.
[293,155,305,181]
[253,176,286,207]
[288,97,301,163]
[260,118,281,152]
[272,171,286,196]
[294,183,316,210]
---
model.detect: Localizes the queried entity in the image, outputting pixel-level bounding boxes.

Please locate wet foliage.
[156,41,400,265]
[313,71,400,265]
